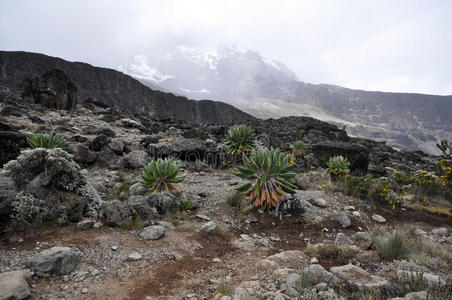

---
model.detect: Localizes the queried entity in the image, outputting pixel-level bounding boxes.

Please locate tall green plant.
[141,158,185,193]
[225,124,256,155]
[234,147,297,208]
[27,133,70,152]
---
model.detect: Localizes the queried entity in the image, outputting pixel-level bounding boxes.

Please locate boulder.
[1,148,101,222]
[329,264,387,290]
[95,147,117,168]
[139,225,165,240]
[147,192,178,215]
[118,150,149,169]
[311,142,369,174]
[89,134,110,151]
[0,131,28,168]
[333,212,351,228]
[0,175,16,219]
[26,247,80,276]
[22,69,77,110]
[304,264,338,285]
[127,195,155,219]
[70,143,97,164]
[109,138,124,154]
[0,270,32,300]
[99,200,136,227]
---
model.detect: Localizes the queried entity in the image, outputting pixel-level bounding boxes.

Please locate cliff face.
[0,51,255,124]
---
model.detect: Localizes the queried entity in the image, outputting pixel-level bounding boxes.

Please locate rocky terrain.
[123,45,452,155]
[0,62,451,300]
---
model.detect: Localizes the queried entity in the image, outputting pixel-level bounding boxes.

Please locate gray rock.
[116,118,145,130]
[99,200,135,227]
[313,198,328,208]
[81,287,88,294]
[89,134,110,151]
[353,232,371,241]
[119,150,149,169]
[335,233,352,245]
[109,138,124,155]
[333,212,351,228]
[129,182,148,196]
[26,247,80,276]
[157,221,175,228]
[430,227,448,237]
[127,195,155,219]
[0,270,32,300]
[212,258,221,263]
[372,214,386,223]
[315,282,328,291]
[0,174,16,218]
[76,219,94,231]
[139,225,165,240]
[304,264,337,285]
[128,252,142,261]
[413,228,427,236]
[148,192,177,215]
[95,147,117,168]
[390,291,427,300]
[70,143,97,164]
[284,273,301,290]
[330,264,387,290]
[196,214,211,221]
[200,221,217,233]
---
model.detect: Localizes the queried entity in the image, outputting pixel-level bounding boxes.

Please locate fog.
[1,0,451,94]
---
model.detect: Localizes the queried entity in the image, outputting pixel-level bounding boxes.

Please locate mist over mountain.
[121,45,452,155]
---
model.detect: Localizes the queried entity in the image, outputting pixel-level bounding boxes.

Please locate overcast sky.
[1,0,451,95]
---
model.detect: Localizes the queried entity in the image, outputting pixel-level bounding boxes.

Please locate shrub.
[339,175,370,199]
[327,155,350,178]
[412,170,437,202]
[27,132,70,152]
[234,147,297,208]
[141,158,185,193]
[178,200,191,212]
[291,140,306,155]
[226,191,246,208]
[313,244,358,265]
[225,124,256,155]
[372,229,411,260]
[368,178,404,209]
[436,139,451,158]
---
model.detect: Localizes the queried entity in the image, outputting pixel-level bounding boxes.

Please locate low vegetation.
[371,229,411,260]
[234,147,297,208]
[291,140,306,155]
[27,132,70,152]
[141,158,186,193]
[327,155,350,179]
[225,124,256,155]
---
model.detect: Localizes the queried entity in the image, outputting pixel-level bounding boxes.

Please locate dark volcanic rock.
[89,134,110,151]
[311,142,369,174]
[0,51,256,124]
[0,131,28,168]
[22,69,77,110]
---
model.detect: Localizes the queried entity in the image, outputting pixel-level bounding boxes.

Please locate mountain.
[0,51,255,124]
[123,46,452,154]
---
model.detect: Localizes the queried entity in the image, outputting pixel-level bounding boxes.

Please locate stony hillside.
[0,51,256,124]
[0,87,451,299]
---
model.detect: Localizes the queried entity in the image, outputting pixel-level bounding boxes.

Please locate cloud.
[1,0,451,94]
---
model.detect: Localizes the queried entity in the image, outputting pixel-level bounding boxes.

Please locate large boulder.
[1,148,101,226]
[0,175,16,220]
[127,195,155,219]
[0,270,32,300]
[118,150,149,169]
[22,69,77,110]
[139,225,165,240]
[26,247,80,276]
[89,134,110,151]
[99,200,136,227]
[70,143,97,164]
[0,131,28,168]
[147,192,178,215]
[311,142,369,174]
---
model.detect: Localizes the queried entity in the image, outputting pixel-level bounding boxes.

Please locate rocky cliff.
[0,51,255,124]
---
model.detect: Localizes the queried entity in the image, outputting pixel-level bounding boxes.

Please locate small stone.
[200,221,217,233]
[335,233,352,245]
[353,232,371,241]
[333,213,351,228]
[314,198,328,208]
[139,225,165,240]
[76,219,94,231]
[91,269,101,277]
[310,257,319,264]
[344,205,355,210]
[413,228,427,236]
[111,246,118,251]
[93,221,103,228]
[196,214,211,221]
[372,214,386,223]
[316,282,328,291]
[212,258,221,263]
[352,211,361,217]
[128,253,142,261]
[81,287,88,294]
